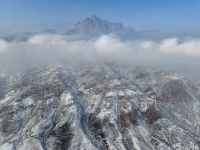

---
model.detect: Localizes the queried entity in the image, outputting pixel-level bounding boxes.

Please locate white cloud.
[94,34,128,53]
[0,40,8,52]
[0,34,200,79]
[159,38,200,58]
[27,34,85,44]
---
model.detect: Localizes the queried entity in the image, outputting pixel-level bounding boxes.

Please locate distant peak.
[74,15,125,33]
[90,15,100,20]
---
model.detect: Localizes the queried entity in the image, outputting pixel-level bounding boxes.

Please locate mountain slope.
[0,61,200,150]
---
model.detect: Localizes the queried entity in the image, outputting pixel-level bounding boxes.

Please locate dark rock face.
[1,61,200,150]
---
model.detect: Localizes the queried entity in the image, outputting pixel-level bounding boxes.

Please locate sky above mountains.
[1,0,200,34]
[1,0,200,80]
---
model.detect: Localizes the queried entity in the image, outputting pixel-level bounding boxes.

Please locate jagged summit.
[73,15,125,34]
[64,15,170,40]
[89,15,101,20]
[3,15,200,42]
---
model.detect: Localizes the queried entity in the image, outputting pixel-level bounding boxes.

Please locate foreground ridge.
[0,61,200,150]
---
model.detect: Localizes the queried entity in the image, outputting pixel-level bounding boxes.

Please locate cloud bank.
[0,34,200,79]
[160,38,200,58]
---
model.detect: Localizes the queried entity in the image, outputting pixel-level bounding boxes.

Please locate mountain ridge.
[1,60,200,149]
[63,15,200,40]
[3,15,200,42]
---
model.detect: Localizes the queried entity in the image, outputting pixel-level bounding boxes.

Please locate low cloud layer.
[160,38,200,58]
[0,34,200,80]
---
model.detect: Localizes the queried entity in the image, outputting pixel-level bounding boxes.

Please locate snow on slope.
[0,60,200,150]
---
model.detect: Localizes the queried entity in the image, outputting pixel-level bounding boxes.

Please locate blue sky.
[1,0,200,34]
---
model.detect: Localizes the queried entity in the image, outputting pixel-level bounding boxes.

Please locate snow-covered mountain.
[1,60,200,150]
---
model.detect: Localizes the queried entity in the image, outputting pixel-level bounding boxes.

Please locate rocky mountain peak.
[89,15,100,21]
[75,15,125,34]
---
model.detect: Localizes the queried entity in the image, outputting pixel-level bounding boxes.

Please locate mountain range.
[1,16,200,150]
[1,60,200,150]
[3,15,200,42]
[65,15,200,40]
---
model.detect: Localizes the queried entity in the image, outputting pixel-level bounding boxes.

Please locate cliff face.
[1,61,200,150]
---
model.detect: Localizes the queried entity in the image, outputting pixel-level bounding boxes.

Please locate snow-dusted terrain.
[1,60,200,150]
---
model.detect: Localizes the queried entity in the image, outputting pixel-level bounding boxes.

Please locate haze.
[0,0,200,80]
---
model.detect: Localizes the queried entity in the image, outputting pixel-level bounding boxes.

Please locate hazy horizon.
[1,0,200,35]
[1,1,200,150]
[1,0,200,81]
